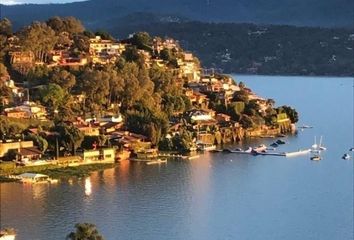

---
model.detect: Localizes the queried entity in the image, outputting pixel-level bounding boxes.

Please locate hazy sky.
[2,0,86,5]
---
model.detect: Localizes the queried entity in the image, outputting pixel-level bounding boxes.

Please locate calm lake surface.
[1,75,353,240]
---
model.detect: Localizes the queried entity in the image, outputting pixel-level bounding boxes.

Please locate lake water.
[1,75,353,240]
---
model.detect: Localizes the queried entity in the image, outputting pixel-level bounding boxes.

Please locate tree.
[40,83,66,113]
[131,32,153,51]
[0,18,12,36]
[280,105,299,123]
[233,89,249,103]
[53,122,84,156]
[66,223,104,240]
[171,130,195,152]
[240,115,254,129]
[49,69,76,91]
[95,30,114,40]
[18,21,57,62]
[25,134,48,153]
[47,16,85,35]
[0,62,9,78]
[79,69,110,113]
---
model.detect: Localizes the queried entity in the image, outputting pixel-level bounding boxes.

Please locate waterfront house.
[0,141,34,158]
[17,147,42,163]
[83,148,116,163]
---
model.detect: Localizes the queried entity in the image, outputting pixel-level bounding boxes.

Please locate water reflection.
[1,76,353,240]
[84,178,92,196]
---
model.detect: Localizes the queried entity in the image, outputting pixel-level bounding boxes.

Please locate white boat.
[252,144,267,153]
[342,154,351,160]
[311,136,327,152]
[197,143,217,151]
[349,148,354,152]
[17,173,58,184]
[318,136,327,150]
[299,124,313,129]
[146,159,167,165]
[285,149,311,157]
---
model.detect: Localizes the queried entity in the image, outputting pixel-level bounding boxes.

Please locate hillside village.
[0,17,298,171]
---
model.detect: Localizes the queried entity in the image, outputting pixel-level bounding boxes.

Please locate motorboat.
[252,144,267,152]
[342,154,351,160]
[300,125,313,129]
[349,148,354,152]
[197,142,217,151]
[276,139,286,145]
[310,155,321,161]
[146,159,167,165]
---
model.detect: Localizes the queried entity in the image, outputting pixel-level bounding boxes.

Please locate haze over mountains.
[1,0,353,30]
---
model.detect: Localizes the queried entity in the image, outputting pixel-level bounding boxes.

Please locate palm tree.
[66,223,104,240]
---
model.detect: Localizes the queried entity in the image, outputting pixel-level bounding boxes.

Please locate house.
[76,124,100,136]
[9,51,35,65]
[18,147,42,163]
[101,122,123,134]
[83,148,116,163]
[89,36,125,56]
[187,109,215,122]
[0,141,34,158]
[98,114,123,123]
[4,101,47,119]
[5,80,24,98]
[216,113,231,122]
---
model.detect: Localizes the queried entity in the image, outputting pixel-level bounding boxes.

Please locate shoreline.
[0,163,117,183]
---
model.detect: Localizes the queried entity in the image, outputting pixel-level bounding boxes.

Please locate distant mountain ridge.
[1,0,353,30]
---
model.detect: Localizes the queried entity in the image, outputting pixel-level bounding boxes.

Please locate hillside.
[1,0,353,29]
[107,20,354,76]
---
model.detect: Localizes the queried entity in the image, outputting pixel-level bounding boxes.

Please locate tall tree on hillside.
[0,18,12,36]
[40,83,66,114]
[47,16,85,35]
[18,21,57,62]
[79,69,110,113]
[49,69,76,91]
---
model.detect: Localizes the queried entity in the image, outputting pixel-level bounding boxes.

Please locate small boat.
[342,154,351,160]
[252,144,267,152]
[276,139,286,145]
[17,173,58,184]
[222,148,232,153]
[270,142,278,148]
[310,155,321,161]
[285,149,311,157]
[300,125,313,129]
[197,142,217,151]
[349,148,354,152]
[318,136,327,150]
[146,159,167,165]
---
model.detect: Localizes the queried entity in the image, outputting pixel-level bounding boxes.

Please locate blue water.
[1,75,353,240]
